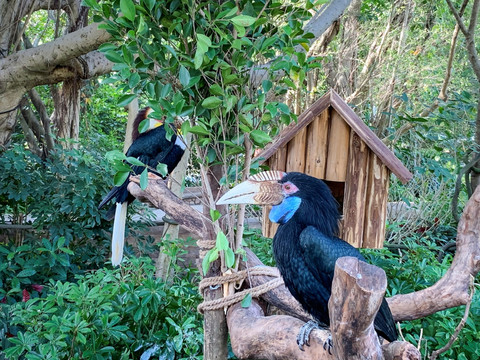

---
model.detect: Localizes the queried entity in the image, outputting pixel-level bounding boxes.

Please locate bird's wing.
[299,226,398,342]
[299,226,365,280]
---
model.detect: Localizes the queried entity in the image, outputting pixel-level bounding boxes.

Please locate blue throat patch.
[269,196,301,224]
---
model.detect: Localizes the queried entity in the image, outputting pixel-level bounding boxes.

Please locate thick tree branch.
[127,174,214,240]
[228,257,420,360]
[0,22,111,91]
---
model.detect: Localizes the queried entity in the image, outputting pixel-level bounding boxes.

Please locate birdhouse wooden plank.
[286,127,307,172]
[363,154,390,248]
[305,111,329,179]
[325,109,350,182]
[253,89,413,248]
[343,132,369,248]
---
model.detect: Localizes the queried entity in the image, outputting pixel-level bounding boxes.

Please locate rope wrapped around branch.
[197,266,284,313]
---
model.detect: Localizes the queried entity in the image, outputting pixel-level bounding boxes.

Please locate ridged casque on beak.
[216,170,287,205]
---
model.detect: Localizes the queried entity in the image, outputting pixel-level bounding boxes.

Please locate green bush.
[2,256,203,360]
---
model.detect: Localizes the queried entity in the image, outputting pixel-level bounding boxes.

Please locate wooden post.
[328,256,386,360]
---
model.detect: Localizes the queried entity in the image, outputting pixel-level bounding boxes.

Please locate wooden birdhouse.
[253,89,413,249]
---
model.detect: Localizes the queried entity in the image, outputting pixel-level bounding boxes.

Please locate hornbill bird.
[99,107,186,266]
[217,170,398,350]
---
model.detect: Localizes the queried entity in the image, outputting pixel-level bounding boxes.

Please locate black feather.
[272,172,398,342]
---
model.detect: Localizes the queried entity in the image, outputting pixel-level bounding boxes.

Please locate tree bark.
[227,257,420,360]
[0,22,112,146]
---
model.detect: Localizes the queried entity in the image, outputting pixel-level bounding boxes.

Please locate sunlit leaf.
[216,231,229,251]
[120,0,136,21]
[140,168,148,190]
[114,171,130,186]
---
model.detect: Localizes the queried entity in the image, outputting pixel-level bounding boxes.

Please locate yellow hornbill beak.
[216,170,287,205]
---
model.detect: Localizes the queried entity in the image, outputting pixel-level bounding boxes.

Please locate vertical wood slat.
[286,127,307,173]
[305,110,329,179]
[363,153,390,248]
[342,132,370,248]
[325,109,350,181]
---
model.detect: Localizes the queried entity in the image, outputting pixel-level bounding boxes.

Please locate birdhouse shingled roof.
[253,89,413,184]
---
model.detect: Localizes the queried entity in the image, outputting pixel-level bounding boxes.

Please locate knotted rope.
[197,266,284,313]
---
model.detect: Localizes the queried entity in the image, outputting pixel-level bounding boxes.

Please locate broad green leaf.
[138,118,150,133]
[210,209,221,222]
[208,248,219,262]
[120,0,136,21]
[197,33,212,48]
[140,168,148,190]
[188,125,210,136]
[216,231,229,251]
[104,50,124,64]
[202,249,214,275]
[250,130,272,146]
[106,150,126,161]
[137,15,147,35]
[114,171,130,186]
[225,247,235,268]
[156,163,168,177]
[231,15,256,27]
[179,66,191,87]
[194,49,204,69]
[126,157,144,166]
[117,94,136,107]
[143,0,155,11]
[209,84,224,96]
[202,96,222,109]
[241,293,252,308]
[17,269,36,277]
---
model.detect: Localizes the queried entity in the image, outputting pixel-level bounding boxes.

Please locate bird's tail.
[111,202,128,266]
[98,186,120,210]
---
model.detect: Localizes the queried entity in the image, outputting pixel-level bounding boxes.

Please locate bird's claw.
[323,334,333,355]
[296,320,320,351]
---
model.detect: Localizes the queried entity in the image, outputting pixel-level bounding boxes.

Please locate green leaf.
[197,33,212,49]
[210,209,221,222]
[194,49,204,69]
[241,293,252,308]
[106,150,126,161]
[188,125,210,136]
[138,118,150,133]
[250,130,272,146]
[225,247,235,268]
[104,50,124,64]
[126,157,144,166]
[117,94,136,107]
[114,171,130,186]
[120,0,136,21]
[209,84,224,96]
[231,15,256,27]
[140,168,148,190]
[216,231,229,251]
[202,96,222,109]
[202,248,218,275]
[17,269,36,277]
[156,163,168,177]
[179,66,191,87]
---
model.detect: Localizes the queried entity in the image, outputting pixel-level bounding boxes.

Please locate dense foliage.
[2,256,203,360]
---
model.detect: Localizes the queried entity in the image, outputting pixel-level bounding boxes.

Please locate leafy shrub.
[363,229,480,360]
[2,256,203,360]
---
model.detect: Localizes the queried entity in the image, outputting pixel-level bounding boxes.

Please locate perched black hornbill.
[99,107,186,266]
[217,170,398,349]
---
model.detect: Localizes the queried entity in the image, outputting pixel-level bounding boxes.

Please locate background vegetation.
[1,0,480,359]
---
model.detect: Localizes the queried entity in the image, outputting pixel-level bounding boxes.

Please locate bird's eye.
[282,182,298,194]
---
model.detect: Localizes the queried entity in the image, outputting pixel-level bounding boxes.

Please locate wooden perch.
[228,300,333,360]
[228,256,420,360]
[127,174,214,239]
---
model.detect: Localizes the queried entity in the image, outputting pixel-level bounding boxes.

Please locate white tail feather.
[111,202,128,266]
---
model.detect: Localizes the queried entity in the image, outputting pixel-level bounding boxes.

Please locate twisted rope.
[197,266,284,313]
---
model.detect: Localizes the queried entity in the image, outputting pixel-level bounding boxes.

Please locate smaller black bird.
[217,171,398,350]
[99,107,186,266]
